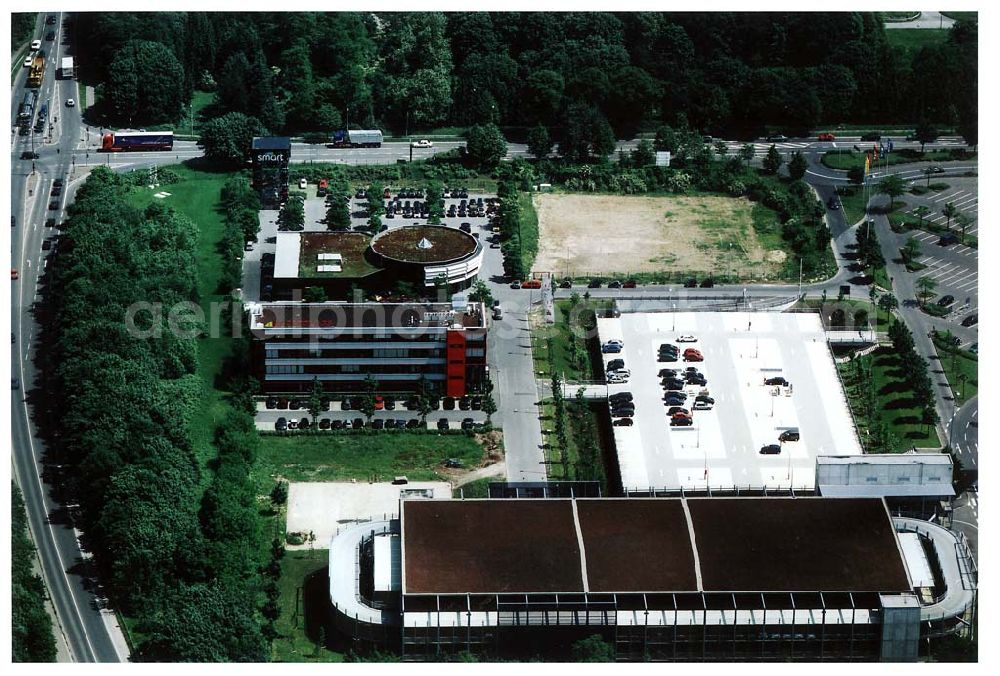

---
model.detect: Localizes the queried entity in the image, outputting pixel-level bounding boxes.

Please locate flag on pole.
[873,143,879,160]
[864,153,871,175]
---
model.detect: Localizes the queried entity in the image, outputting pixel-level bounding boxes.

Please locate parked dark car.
[341,398,352,411]
[699,278,715,288]
[667,407,690,416]
[670,417,693,427]
[318,418,331,430]
[45,218,56,228]
[962,314,978,327]
[471,396,483,410]
[606,359,626,372]
[406,418,421,429]
[607,280,622,289]
[612,418,634,426]
[759,444,782,455]
[394,419,408,429]
[588,279,602,288]
[559,279,572,288]
[266,396,277,409]
[611,408,634,418]
[459,397,472,410]
[49,201,60,210]
[658,352,679,362]
[277,398,289,409]
[686,374,707,386]
[385,396,396,410]
[936,295,955,307]
[663,381,685,391]
[353,418,365,429]
[443,397,456,410]
[779,429,800,442]
[609,392,633,404]
[623,280,637,288]
[437,418,450,431]
[764,376,789,387]
[658,369,679,378]
[938,233,958,246]
[371,419,385,430]
[695,395,715,405]
[461,418,475,430]
[684,278,698,288]
[20,151,39,160]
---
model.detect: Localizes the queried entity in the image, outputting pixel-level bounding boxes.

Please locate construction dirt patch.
[533,193,781,278]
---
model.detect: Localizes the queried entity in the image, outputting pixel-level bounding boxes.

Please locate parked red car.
[683,348,704,362]
[818,133,836,141]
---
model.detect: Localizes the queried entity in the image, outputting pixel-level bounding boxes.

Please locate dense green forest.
[75,12,976,142]
[12,484,57,663]
[39,167,269,661]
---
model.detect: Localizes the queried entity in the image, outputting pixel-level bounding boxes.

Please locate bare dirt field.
[533,193,785,278]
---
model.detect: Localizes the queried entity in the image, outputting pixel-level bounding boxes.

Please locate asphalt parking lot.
[597,312,862,492]
[896,179,978,343]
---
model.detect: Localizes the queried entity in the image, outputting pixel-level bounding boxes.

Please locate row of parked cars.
[609,391,635,425]
[266,394,488,412]
[274,416,481,432]
[661,338,710,426]
[659,341,703,363]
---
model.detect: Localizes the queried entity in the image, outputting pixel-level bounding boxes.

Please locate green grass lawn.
[272,549,345,663]
[886,28,950,58]
[932,340,978,407]
[531,299,610,382]
[254,432,488,492]
[838,348,941,452]
[518,192,539,274]
[822,149,975,172]
[127,164,240,475]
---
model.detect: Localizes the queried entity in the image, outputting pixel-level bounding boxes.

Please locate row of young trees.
[78,12,976,143]
[42,167,269,660]
[220,176,263,290]
[888,319,939,431]
[12,485,56,662]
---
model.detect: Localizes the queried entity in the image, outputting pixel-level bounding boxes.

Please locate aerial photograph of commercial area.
[7,5,984,667]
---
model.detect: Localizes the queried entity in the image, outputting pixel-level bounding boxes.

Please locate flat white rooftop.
[598,311,862,492]
[274,231,301,278]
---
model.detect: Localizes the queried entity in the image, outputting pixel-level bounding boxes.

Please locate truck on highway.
[327,129,383,148]
[27,54,45,88]
[59,56,74,79]
[100,130,174,152]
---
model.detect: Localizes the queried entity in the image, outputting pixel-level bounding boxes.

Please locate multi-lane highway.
[11,12,126,664]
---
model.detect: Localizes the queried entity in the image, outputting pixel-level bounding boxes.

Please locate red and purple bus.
[101,131,174,152]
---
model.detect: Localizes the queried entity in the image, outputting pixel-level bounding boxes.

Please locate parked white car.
[298,178,308,189]
[676,335,697,343]
[411,139,433,148]
[64,98,75,107]
[31,40,41,50]
[23,56,32,67]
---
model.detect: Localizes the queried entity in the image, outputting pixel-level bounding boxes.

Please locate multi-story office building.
[247,299,488,396]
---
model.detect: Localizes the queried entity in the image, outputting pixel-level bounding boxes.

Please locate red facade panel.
[445,330,467,397]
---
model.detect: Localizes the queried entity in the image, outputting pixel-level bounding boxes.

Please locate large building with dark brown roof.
[324,495,975,662]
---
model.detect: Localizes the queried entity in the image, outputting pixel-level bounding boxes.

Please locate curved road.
[949,395,978,473]
[11,13,125,663]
